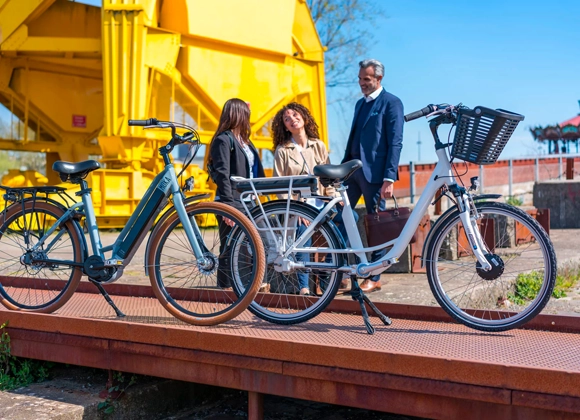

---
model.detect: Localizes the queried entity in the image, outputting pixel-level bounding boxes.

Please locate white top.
[364,86,384,102]
[238,139,255,179]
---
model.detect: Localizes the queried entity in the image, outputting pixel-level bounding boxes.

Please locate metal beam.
[6,37,101,53]
[5,324,580,420]
[0,0,56,45]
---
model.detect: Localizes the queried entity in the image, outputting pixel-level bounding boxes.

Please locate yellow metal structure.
[0,0,327,226]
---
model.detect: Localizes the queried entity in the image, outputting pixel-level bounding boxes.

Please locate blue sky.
[326,0,580,163]
[6,0,579,165]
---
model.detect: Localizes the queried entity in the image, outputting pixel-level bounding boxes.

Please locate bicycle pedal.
[104,259,124,267]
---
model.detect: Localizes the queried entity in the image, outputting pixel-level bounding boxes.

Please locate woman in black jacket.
[209,98,265,288]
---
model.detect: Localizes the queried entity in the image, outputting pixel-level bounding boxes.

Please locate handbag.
[363,196,417,247]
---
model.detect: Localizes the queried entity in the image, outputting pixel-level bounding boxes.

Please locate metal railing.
[398,154,580,203]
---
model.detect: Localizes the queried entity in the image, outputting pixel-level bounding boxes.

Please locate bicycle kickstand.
[350,276,392,335]
[89,279,126,318]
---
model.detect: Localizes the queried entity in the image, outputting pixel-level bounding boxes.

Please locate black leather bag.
[363,196,417,247]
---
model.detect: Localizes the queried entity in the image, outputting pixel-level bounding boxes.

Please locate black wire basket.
[451,106,525,165]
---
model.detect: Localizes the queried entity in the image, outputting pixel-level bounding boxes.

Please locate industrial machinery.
[0,0,327,227]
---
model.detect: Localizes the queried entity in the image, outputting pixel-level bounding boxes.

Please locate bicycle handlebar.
[404,105,436,122]
[128,118,159,126]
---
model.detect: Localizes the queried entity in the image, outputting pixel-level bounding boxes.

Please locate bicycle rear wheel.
[425,201,556,332]
[0,200,83,312]
[233,200,346,325]
[147,201,265,326]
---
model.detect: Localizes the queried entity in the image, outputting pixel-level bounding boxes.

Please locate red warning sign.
[72,115,86,128]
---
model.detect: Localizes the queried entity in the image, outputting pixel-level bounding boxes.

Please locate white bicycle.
[231,104,556,334]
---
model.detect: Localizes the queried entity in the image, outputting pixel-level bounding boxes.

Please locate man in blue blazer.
[342,59,404,293]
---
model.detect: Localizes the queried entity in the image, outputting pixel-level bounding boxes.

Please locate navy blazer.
[342,89,404,184]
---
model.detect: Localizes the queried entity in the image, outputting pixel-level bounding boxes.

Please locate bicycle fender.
[473,194,502,200]
[1,196,68,215]
[143,193,211,276]
[1,198,89,261]
[420,198,501,268]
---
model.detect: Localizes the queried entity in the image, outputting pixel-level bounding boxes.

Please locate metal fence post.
[567,157,575,180]
[508,159,513,197]
[535,158,539,182]
[559,156,563,179]
[410,161,416,204]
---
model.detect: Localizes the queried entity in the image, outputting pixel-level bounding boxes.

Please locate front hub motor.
[476,253,505,280]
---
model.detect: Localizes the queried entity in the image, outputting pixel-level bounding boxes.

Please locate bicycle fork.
[454,188,492,271]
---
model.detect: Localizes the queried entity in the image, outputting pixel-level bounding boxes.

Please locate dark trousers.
[344,169,386,282]
[217,216,232,288]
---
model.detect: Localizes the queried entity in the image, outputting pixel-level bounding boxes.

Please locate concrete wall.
[533,181,580,228]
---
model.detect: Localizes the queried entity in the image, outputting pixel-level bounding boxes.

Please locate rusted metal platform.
[1,284,580,420]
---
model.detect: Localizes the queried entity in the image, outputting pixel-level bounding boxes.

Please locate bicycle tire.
[233,200,346,325]
[0,200,83,312]
[425,201,556,332]
[147,201,265,326]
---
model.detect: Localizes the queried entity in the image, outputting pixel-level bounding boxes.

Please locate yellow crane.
[0,0,327,227]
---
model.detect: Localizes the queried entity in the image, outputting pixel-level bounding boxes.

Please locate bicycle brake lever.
[426,104,456,119]
[426,109,446,118]
[143,122,171,129]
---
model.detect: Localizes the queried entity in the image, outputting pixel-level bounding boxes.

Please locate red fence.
[394,156,580,199]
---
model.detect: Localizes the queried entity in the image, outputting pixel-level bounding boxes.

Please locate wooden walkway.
[2,286,580,420]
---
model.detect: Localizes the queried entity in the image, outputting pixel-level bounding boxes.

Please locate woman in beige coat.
[272,103,335,198]
[271,102,352,295]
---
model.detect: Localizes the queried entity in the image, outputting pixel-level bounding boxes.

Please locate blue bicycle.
[0,119,265,326]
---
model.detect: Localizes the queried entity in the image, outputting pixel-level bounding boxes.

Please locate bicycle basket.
[451,106,524,165]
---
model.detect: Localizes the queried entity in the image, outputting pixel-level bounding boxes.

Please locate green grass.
[508,263,580,305]
[505,195,524,206]
[0,322,53,390]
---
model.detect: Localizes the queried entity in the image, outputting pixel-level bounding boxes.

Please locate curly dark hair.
[271,102,320,150]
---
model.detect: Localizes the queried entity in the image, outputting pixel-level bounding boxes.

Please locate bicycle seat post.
[76,178,103,258]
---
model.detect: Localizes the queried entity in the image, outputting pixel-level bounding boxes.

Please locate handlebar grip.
[404,105,435,122]
[128,118,159,126]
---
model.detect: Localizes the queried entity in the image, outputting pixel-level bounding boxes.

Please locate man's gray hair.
[359,59,384,78]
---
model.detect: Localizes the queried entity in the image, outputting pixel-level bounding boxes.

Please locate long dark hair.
[212,98,251,144]
[271,102,320,149]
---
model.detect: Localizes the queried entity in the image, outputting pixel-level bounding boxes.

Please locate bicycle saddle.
[52,160,101,183]
[313,159,362,186]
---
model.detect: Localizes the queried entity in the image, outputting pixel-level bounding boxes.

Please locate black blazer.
[209,130,265,211]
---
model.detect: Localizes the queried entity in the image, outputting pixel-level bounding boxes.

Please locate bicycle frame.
[239,147,493,279]
[28,164,207,275]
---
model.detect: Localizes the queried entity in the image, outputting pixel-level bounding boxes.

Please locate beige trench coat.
[273,138,337,197]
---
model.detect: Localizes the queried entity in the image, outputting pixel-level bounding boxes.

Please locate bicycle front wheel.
[234,200,346,325]
[0,200,83,312]
[147,201,265,326]
[425,201,556,332]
